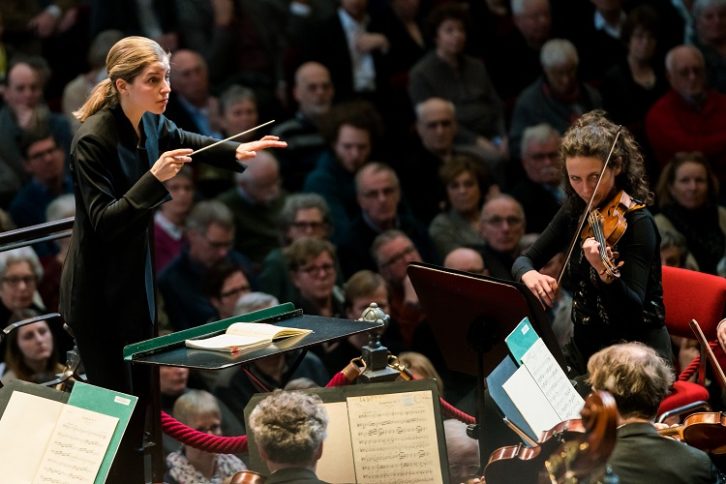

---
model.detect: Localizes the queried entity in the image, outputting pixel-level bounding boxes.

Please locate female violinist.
[512,110,672,373]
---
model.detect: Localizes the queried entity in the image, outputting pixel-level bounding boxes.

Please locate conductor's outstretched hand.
[236,135,288,161]
[151,148,193,182]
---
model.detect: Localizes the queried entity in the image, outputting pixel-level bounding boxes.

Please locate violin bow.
[556,127,623,286]
[189,119,275,156]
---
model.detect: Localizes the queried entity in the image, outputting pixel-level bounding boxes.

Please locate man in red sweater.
[645,44,726,183]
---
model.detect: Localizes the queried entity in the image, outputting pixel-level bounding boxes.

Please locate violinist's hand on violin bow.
[521,270,558,308]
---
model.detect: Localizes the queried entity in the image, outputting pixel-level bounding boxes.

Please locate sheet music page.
[347,390,443,484]
[315,402,356,484]
[502,365,561,439]
[33,404,119,484]
[520,338,584,420]
[0,391,65,483]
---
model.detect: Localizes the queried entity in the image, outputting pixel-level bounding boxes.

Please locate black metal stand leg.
[149,365,163,483]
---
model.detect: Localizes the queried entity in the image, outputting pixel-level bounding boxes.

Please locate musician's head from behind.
[249,390,328,472]
[587,342,674,421]
[75,36,170,122]
[560,110,652,211]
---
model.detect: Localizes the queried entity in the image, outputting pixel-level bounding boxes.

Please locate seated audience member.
[477,195,527,281]
[285,237,344,318]
[197,84,261,198]
[408,3,508,163]
[9,128,72,257]
[0,57,72,206]
[165,390,246,484]
[154,166,195,273]
[1,309,63,384]
[587,342,717,483]
[248,390,329,483]
[659,231,691,269]
[38,194,74,312]
[0,248,45,326]
[444,418,480,484]
[645,45,726,186]
[509,38,602,158]
[159,201,254,331]
[693,0,726,93]
[259,193,336,305]
[272,62,335,193]
[303,101,382,244]
[217,151,285,266]
[601,6,668,164]
[204,260,252,321]
[443,247,488,276]
[429,154,498,258]
[214,293,329,420]
[338,162,437,277]
[398,351,444,395]
[320,269,401,374]
[654,151,725,274]
[62,29,123,134]
[371,230,425,348]
[509,123,563,234]
[165,49,220,137]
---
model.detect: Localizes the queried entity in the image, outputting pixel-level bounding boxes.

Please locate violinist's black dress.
[512,203,672,372]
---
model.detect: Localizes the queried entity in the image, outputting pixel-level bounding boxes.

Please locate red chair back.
[662,266,726,339]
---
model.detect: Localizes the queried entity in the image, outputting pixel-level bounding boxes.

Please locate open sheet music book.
[185,322,312,353]
[491,317,584,442]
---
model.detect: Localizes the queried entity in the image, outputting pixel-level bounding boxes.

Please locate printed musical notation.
[347,391,444,484]
[34,404,119,483]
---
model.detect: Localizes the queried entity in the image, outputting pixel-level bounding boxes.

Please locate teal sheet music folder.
[67,381,138,484]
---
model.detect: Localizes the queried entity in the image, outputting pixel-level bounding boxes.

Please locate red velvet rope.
[677,340,719,382]
[159,370,355,453]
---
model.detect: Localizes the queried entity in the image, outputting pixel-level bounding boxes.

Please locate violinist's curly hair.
[587,342,674,420]
[249,390,328,466]
[74,36,169,122]
[560,110,653,210]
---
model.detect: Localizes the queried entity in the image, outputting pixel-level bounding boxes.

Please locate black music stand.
[407,262,567,469]
[124,304,384,480]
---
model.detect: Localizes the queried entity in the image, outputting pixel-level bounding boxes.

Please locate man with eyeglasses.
[337,162,438,278]
[509,123,564,233]
[646,44,726,190]
[9,128,72,257]
[477,195,526,281]
[217,150,286,265]
[159,200,256,331]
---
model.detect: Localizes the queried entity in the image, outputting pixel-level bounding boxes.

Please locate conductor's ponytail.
[74,78,116,123]
[73,36,169,124]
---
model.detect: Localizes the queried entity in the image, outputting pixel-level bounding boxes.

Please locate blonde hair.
[74,36,168,122]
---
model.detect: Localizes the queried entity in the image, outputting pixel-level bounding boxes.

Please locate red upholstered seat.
[656,266,726,418]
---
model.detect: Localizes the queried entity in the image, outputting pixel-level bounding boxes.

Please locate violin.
[228,470,266,484]
[579,190,645,279]
[483,420,586,484]
[659,411,726,454]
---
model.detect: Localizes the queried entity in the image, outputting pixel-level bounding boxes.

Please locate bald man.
[645,44,726,186]
[217,151,286,263]
[443,247,488,275]
[477,195,526,281]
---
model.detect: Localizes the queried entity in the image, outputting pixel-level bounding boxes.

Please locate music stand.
[407,262,567,468]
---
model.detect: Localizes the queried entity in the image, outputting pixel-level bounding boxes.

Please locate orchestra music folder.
[244,379,450,484]
[0,380,137,484]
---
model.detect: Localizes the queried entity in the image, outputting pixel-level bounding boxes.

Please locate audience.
[165,390,246,484]
[654,151,725,275]
[203,260,252,321]
[154,166,195,273]
[443,247,488,276]
[477,195,527,281]
[693,0,726,93]
[1,308,63,385]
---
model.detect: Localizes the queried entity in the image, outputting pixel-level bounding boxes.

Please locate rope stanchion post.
[356,303,400,383]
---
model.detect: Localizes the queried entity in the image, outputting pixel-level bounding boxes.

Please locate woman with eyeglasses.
[0,249,44,327]
[512,110,671,373]
[284,237,344,318]
[165,390,246,484]
[60,36,285,482]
